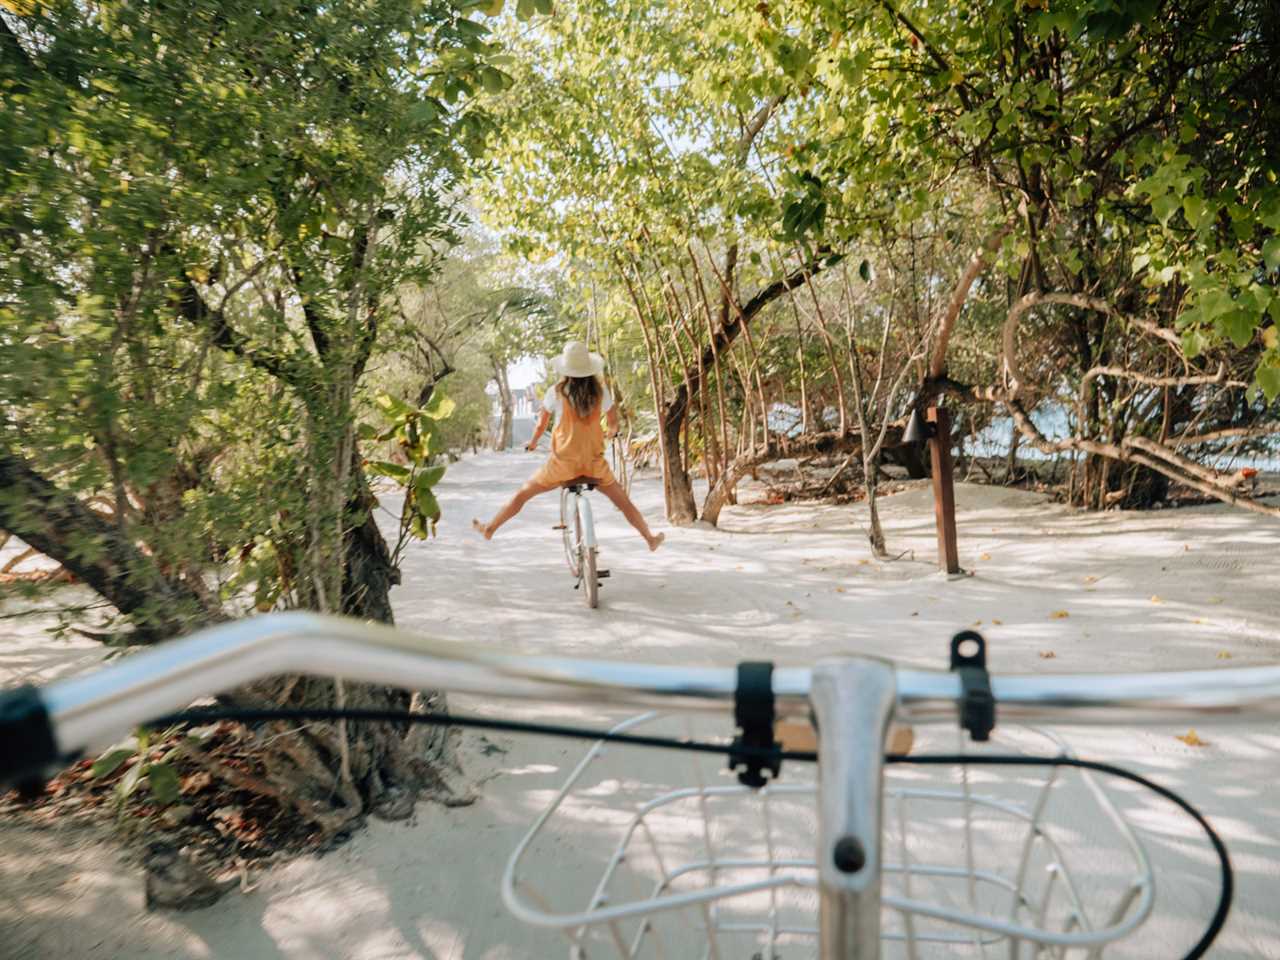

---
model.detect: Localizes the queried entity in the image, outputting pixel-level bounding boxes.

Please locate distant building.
[513,384,541,419]
[485,383,543,449]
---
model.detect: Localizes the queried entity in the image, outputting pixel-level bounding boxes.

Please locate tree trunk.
[660,397,698,524]
[3,441,455,855]
[342,459,399,622]
[491,357,513,451]
[866,473,887,558]
[653,251,833,522]
[1004,421,1021,484]
[0,450,218,642]
[332,454,453,812]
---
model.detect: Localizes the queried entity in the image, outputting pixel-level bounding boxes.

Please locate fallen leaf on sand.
[1150,595,1162,604]
[858,558,871,565]
[910,611,919,617]
[181,771,213,793]
[979,553,991,561]
[1207,596,1224,605]
[1083,575,1098,584]
[991,618,1003,625]
[1217,651,1232,660]
[972,620,982,627]
[1176,729,1209,747]
[1039,650,1056,659]
[835,587,845,593]
[1049,610,1070,619]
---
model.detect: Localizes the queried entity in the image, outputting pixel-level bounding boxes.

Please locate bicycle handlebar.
[5,611,1280,787]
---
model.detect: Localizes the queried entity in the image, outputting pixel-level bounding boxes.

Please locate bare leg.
[474,480,556,540]
[599,482,665,551]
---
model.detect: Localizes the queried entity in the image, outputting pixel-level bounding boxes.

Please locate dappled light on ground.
[2,452,1279,957]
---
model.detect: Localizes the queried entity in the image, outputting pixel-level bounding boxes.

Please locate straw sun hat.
[550,341,605,378]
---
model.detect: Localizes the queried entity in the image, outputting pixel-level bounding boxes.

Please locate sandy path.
[4,451,1280,958]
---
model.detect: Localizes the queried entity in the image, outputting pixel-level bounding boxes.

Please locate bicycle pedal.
[597,570,610,578]
[552,524,567,530]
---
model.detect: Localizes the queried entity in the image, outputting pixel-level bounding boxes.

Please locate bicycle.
[2,611,1273,958]
[557,476,608,608]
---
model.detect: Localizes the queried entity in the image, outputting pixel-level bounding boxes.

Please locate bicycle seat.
[562,476,600,491]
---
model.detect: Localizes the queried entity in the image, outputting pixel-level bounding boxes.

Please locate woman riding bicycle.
[473,341,665,551]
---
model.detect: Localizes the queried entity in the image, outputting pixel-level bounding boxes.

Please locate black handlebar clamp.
[728,660,781,788]
[0,684,62,793]
[950,630,996,742]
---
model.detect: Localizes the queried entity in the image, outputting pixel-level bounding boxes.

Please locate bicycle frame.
[6,612,1280,957]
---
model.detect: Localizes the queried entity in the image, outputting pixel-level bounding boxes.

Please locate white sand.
[3,450,1280,958]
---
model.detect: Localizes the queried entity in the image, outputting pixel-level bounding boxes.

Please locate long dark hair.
[558,375,603,418]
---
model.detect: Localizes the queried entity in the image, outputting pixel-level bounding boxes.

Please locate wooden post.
[927,406,961,574]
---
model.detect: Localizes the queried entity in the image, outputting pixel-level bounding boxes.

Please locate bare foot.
[648,532,665,552]
[471,518,493,541]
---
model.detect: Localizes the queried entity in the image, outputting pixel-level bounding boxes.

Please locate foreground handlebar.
[5,611,1280,787]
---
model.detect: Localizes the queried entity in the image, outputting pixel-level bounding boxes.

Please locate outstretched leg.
[599,482,664,551]
[474,479,555,540]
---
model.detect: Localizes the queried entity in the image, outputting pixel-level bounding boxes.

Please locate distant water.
[966,406,1279,471]
[765,401,1278,471]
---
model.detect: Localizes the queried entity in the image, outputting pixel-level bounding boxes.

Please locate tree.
[480,0,1278,520]
[730,0,1280,512]
[1,0,509,852]
[478,1,865,522]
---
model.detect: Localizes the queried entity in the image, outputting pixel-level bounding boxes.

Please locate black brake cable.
[151,705,1230,960]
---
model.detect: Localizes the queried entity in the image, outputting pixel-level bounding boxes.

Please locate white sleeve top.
[542,383,613,418]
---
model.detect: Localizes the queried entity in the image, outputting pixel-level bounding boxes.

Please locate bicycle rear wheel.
[560,489,580,579]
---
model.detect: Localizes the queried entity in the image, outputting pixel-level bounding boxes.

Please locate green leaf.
[1264,237,1280,273]
[147,762,181,805]
[118,760,146,800]
[479,67,508,95]
[480,0,504,14]
[1181,329,1205,359]
[454,18,490,38]
[1257,365,1280,402]
[366,460,411,482]
[1197,289,1235,320]
[409,511,431,540]
[1152,194,1180,227]
[531,0,553,12]
[409,101,439,127]
[422,392,456,420]
[1182,196,1211,230]
[375,392,416,419]
[416,488,442,523]
[90,747,136,778]
[1221,309,1256,349]
[417,464,447,488]
[858,259,872,283]
[515,0,536,19]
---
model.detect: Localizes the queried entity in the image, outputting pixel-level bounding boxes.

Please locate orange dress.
[531,391,616,488]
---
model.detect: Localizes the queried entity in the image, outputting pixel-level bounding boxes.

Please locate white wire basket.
[502,714,1156,959]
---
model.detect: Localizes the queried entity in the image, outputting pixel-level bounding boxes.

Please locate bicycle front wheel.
[582,545,598,609]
